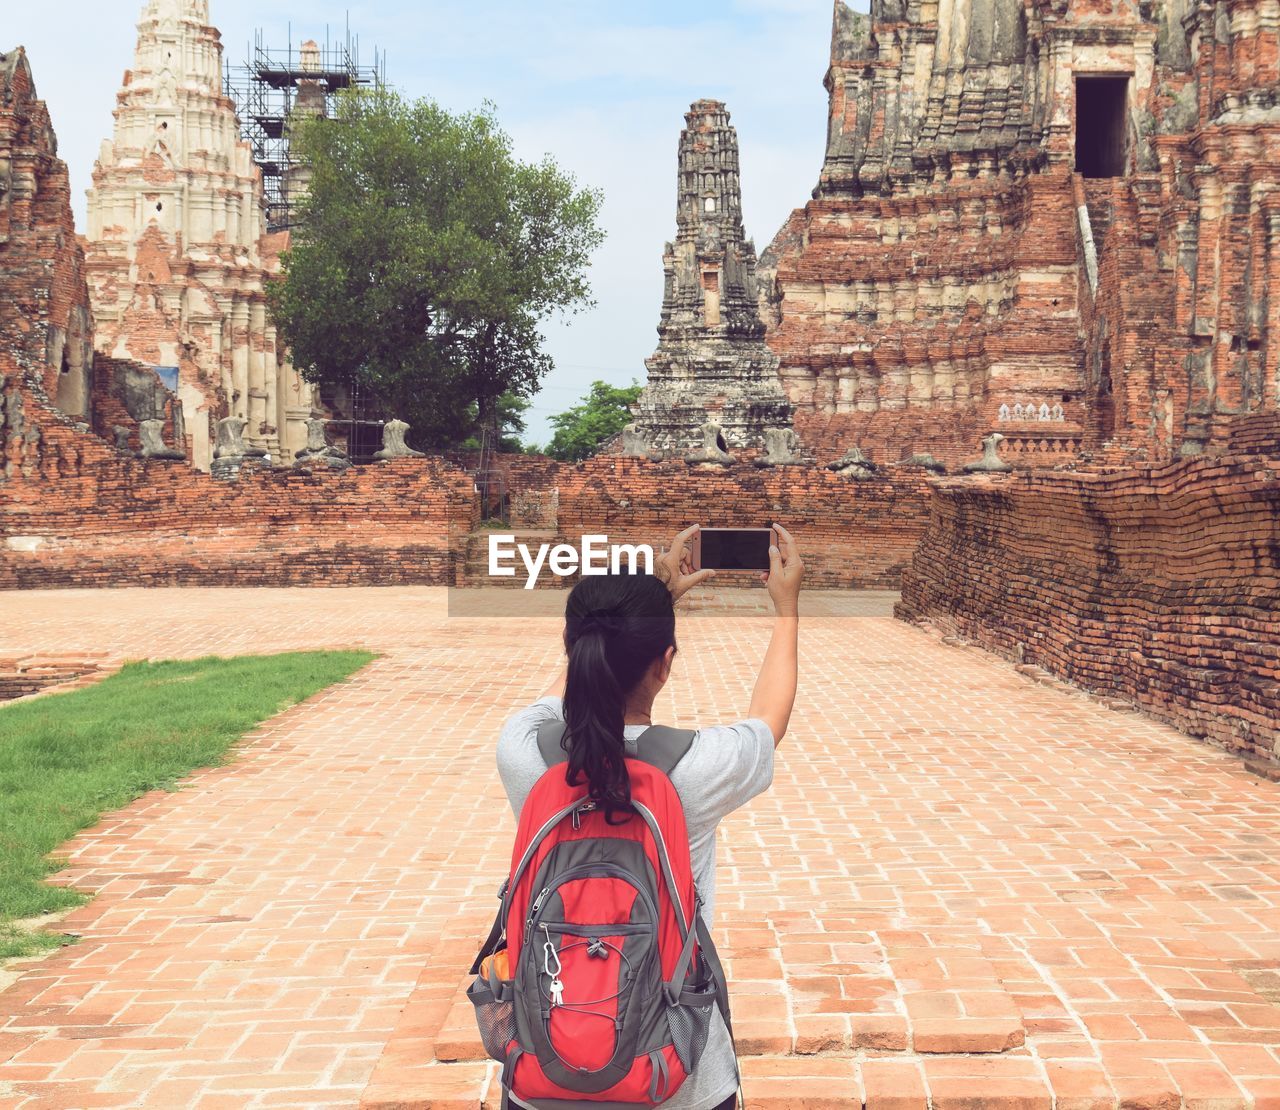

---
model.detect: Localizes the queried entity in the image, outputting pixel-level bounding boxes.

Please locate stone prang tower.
[85,0,318,470]
[632,100,793,455]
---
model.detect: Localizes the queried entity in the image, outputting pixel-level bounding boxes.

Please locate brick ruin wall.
[1,379,477,589]
[0,48,95,420]
[552,458,933,589]
[3,402,934,588]
[896,429,1280,767]
[799,0,1280,766]
[765,170,1092,472]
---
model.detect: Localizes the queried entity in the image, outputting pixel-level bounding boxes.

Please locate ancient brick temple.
[84,0,317,470]
[631,100,794,455]
[760,0,1280,467]
[0,47,98,449]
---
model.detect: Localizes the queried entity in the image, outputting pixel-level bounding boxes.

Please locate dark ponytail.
[562,573,676,824]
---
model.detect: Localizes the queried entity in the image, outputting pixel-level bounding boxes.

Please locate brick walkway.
[0,587,1278,1109]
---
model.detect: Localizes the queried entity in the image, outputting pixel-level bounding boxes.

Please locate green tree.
[270,90,604,449]
[461,391,532,453]
[546,380,642,462]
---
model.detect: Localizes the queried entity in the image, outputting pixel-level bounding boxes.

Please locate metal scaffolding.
[224,21,386,233]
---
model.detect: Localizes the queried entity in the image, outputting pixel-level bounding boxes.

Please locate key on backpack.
[548,978,564,1007]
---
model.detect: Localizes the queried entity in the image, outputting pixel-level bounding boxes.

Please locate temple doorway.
[1075,75,1130,178]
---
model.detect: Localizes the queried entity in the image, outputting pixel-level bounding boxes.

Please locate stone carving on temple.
[826,445,879,481]
[214,416,249,461]
[903,453,947,475]
[373,420,425,460]
[631,100,796,456]
[139,418,186,460]
[755,427,806,468]
[294,417,351,471]
[84,0,319,472]
[620,423,661,461]
[210,415,270,480]
[962,433,1014,474]
[684,417,735,467]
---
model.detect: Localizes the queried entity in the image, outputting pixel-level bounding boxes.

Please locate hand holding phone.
[656,524,716,603]
[691,528,775,572]
[764,522,803,616]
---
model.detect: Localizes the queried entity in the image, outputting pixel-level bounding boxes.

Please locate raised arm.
[748,523,803,747]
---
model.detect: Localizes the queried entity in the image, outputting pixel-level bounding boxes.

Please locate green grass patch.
[0,651,375,958]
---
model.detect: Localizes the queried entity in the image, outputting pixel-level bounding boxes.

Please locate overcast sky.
[9,0,863,444]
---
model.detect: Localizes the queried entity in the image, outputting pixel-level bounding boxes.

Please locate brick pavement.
[0,587,1278,1109]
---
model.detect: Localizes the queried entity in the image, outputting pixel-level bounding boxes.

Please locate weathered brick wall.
[763,170,1091,469]
[555,457,935,589]
[896,436,1280,765]
[795,410,991,470]
[1230,413,1280,457]
[444,451,564,528]
[0,48,95,420]
[1,386,478,589]
[761,1,1276,467]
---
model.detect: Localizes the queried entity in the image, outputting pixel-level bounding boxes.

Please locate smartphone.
[692,527,775,571]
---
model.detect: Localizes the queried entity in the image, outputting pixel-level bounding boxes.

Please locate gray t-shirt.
[497,696,775,1110]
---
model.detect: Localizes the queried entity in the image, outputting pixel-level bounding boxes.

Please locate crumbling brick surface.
[759,0,1275,468]
[763,171,1090,468]
[555,457,934,589]
[3,409,934,588]
[0,48,95,419]
[0,656,102,701]
[897,435,1280,765]
[0,382,478,589]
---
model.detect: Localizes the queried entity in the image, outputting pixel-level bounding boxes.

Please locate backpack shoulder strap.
[633,725,696,776]
[536,719,570,767]
[536,719,695,777]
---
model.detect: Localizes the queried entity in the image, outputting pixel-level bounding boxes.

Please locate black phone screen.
[698,528,773,571]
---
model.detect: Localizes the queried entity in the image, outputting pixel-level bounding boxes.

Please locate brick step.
[0,656,107,702]
[362,1053,1196,1108]
[432,985,1024,1063]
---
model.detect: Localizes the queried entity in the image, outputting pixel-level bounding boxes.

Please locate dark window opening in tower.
[1075,76,1130,178]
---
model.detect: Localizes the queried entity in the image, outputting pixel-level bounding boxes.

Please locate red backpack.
[470,720,734,1107]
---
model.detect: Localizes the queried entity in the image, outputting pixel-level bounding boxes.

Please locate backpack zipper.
[525,886,550,936]
[536,921,651,938]
[524,863,658,946]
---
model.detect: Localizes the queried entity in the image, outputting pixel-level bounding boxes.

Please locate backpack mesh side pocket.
[668,977,716,1074]
[468,974,516,1062]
